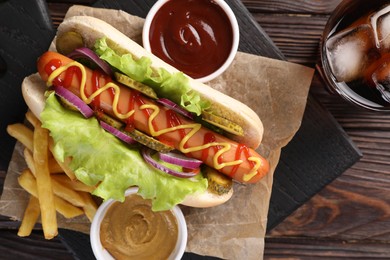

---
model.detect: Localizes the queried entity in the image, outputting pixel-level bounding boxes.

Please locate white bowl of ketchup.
[143,0,239,83]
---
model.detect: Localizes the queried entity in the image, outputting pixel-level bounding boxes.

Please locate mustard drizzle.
[47,60,261,181]
[140,104,243,170]
[47,62,134,119]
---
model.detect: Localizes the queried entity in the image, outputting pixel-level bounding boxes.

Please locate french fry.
[11,116,95,239]
[24,148,64,176]
[51,174,95,193]
[17,195,40,237]
[48,138,76,180]
[18,169,84,219]
[23,148,36,175]
[79,191,98,222]
[33,123,57,239]
[51,178,85,208]
[25,110,40,128]
[6,123,34,151]
[18,169,38,193]
[52,196,84,219]
[48,160,64,174]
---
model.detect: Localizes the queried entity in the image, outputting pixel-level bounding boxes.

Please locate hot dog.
[22,15,269,210]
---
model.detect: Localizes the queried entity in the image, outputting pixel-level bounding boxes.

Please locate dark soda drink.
[321,0,390,110]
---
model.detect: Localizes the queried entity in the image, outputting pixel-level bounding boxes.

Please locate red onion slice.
[159,151,202,169]
[100,121,136,144]
[67,47,113,76]
[157,98,194,120]
[54,86,94,118]
[142,148,199,178]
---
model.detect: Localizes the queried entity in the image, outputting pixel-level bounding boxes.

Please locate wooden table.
[1,0,390,258]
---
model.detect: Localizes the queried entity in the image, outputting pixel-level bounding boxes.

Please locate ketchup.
[148,0,233,79]
[230,144,255,177]
[202,132,223,164]
[91,71,101,109]
[45,59,63,86]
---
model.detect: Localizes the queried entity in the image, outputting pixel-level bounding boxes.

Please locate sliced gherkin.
[56,31,84,56]
[201,111,244,136]
[93,110,173,152]
[125,129,174,153]
[115,72,158,99]
[95,112,124,129]
[57,97,80,112]
[203,166,233,195]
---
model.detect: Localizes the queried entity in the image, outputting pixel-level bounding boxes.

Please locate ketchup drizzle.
[230,144,255,177]
[131,92,159,132]
[91,70,101,109]
[45,59,83,90]
[202,132,223,163]
[63,66,81,89]
[165,109,188,149]
[166,109,186,139]
[124,91,137,132]
[45,59,63,86]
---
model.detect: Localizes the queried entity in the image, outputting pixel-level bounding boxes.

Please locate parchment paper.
[0,5,314,260]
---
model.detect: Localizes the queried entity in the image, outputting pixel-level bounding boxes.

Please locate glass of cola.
[320,0,390,111]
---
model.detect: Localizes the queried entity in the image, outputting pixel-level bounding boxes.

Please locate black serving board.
[0,0,362,259]
[0,0,55,171]
[91,0,362,231]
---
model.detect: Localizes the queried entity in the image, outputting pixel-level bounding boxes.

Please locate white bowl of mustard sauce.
[90,187,187,260]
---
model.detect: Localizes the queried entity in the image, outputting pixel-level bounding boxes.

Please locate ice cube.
[371,60,390,102]
[370,4,390,50]
[326,24,375,82]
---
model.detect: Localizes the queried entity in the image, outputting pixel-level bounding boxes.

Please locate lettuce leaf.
[94,37,210,115]
[40,93,208,211]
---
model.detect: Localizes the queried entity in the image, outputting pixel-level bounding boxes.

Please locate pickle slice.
[57,97,79,112]
[201,111,244,136]
[203,166,233,195]
[95,112,124,129]
[125,129,174,153]
[115,72,158,99]
[93,112,173,152]
[56,31,84,56]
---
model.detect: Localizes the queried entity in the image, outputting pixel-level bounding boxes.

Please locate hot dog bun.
[21,15,269,209]
[22,73,46,120]
[21,73,233,207]
[56,15,264,149]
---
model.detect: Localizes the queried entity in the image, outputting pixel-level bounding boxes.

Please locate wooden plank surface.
[1,0,390,259]
[246,0,390,257]
[243,0,341,14]
[242,0,339,63]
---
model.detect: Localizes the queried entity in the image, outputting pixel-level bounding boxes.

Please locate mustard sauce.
[100,194,178,260]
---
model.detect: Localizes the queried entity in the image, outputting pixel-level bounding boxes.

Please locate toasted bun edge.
[181,188,233,208]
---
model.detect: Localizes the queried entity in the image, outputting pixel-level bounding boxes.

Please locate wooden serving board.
[0,0,361,259]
